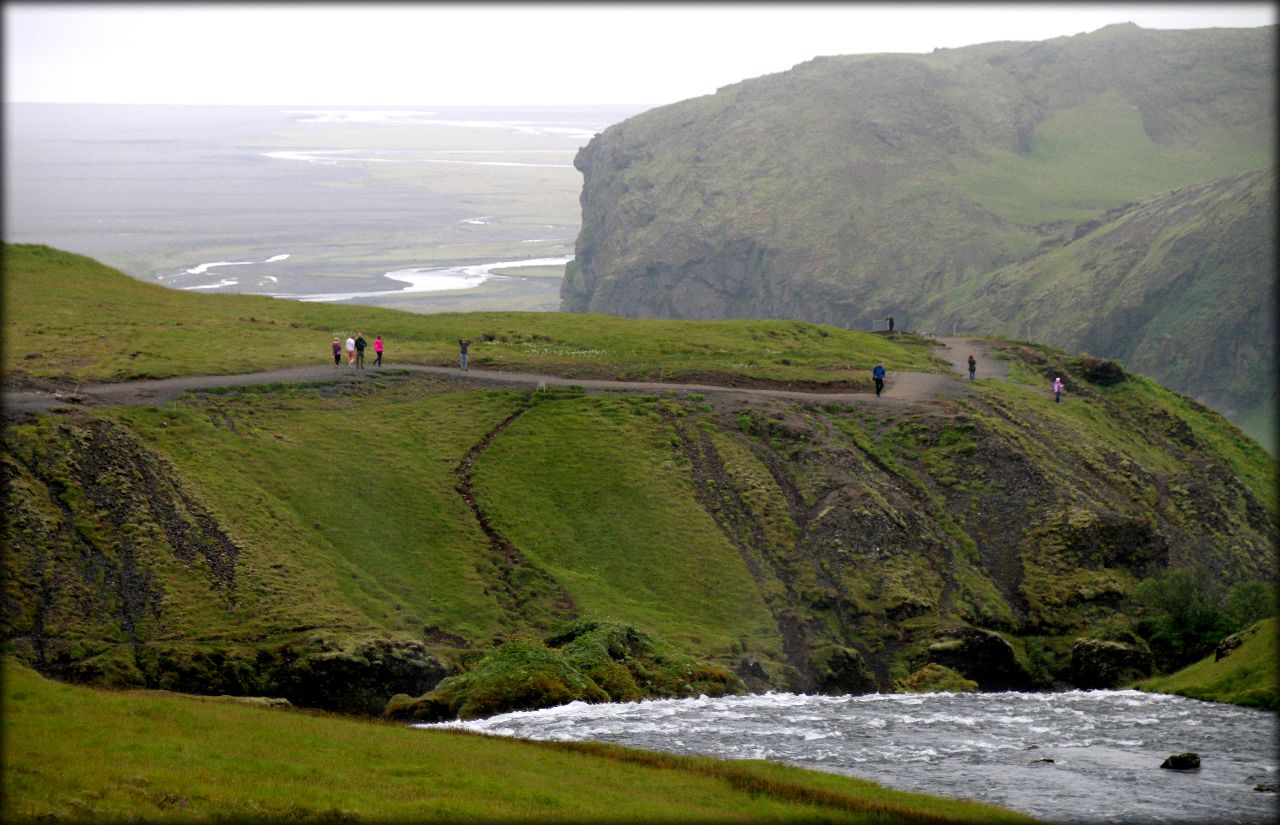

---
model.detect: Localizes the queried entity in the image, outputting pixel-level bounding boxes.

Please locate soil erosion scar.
[454,394,577,631]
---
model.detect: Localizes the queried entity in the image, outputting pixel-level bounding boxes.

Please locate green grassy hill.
[3,246,1274,721]
[1,661,1035,823]
[562,23,1275,445]
[1134,617,1277,710]
[2,244,943,389]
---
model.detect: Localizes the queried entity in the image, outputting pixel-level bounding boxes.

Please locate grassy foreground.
[1134,617,1277,711]
[2,243,944,387]
[1,662,1036,824]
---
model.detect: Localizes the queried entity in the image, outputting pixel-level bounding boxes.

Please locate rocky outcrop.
[920,627,1032,691]
[1069,635,1154,689]
[811,645,877,695]
[1214,623,1263,661]
[1160,752,1201,770]
[894,663,979,694]
[266,635,449,716]
[386,621,744,723]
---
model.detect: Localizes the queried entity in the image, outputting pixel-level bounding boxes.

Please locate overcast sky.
[4,3,1275,106]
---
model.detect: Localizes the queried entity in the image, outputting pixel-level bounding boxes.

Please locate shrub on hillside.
[1075,355,1127,386]
[385,620,744,722]
[1129,567,1275,672]
[415,641,610,721]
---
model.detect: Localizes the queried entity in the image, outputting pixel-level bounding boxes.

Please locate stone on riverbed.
[1160,752,1201,770]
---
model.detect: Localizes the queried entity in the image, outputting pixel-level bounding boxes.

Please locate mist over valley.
[4,102,649,312]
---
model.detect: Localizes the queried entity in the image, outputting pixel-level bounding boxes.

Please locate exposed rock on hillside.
[1070,634,1154,689]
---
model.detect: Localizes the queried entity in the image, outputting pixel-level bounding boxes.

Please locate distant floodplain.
[3,103,650,313]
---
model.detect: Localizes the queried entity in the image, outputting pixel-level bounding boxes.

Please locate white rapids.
[418,690,1278,824]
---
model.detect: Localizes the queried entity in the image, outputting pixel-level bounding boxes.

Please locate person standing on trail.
[872,363,886,397]
[345,335,356,367]
[354,333,367,369]
[374,335,384,367]
[968,354,976,381]
[459,338,471,371]
[1053,376,1064,403]
[886,316,895,332]
[332,337,342,367]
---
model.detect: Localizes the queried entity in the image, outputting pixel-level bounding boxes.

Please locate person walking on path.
[968,354,976,381]
[345,335,356,367]
[886,316,895,332]
[374,335,384,367]
[332,337,342,367]
[1053,376,1064,403]
[872,363,886,397]
[459,338,471,371]
[354,333,367,369]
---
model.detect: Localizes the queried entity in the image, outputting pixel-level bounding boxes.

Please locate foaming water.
[419,691,1277,824]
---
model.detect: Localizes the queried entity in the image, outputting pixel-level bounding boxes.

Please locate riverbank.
[2,660,1035,824]
[1135,617,1277,710]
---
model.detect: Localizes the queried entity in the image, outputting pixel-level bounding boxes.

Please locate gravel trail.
[2,336,1009,417]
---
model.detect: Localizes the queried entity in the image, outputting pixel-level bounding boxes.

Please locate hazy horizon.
[5,4,1274,107]
[3,102,646,314]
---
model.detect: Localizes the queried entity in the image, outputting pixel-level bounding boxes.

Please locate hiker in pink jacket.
[374,335,384,367]
[1053,376,1064,403]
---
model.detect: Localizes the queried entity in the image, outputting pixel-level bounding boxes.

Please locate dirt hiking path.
[2,336,1008,418]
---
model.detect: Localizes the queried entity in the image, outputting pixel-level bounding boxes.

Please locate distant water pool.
[419,690,1278,824]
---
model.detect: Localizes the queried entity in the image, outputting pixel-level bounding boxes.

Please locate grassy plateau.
[3,244,944,389]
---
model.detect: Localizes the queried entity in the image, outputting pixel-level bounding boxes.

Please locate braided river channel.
[419,690,1277,824]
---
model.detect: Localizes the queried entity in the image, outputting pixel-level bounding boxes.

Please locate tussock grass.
[2,661,1036,823]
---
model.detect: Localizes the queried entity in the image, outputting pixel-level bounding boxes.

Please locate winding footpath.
[2,337,1008,418]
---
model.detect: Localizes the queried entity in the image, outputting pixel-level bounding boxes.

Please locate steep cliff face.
[563,23,1275,440]
[929,168,1277,434]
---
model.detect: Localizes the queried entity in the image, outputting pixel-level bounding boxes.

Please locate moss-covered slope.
[562,23,1275,443]
[3,248,1275,718]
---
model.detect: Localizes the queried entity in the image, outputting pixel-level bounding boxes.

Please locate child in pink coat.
[374,335,384,367]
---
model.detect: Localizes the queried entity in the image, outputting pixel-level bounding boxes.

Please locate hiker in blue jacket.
[873,364,886,396]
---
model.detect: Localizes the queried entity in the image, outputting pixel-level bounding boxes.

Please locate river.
[419,690,1277,824]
